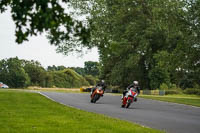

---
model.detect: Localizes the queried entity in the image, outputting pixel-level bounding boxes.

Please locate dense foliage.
[50,69,89,88]
[23,60,47,87]
[71,0,200,90]
[84,75,98,85]
[0,58,30,88]
[84,61,100,76]
[48,61,100,77]
[183,86,200,95]
[0,57,97,88]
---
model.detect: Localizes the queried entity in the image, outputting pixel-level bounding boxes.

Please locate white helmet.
[133,81,138,86]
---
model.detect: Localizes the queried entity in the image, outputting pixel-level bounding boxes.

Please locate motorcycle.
[121,88,137,108]
[90,86,104,103]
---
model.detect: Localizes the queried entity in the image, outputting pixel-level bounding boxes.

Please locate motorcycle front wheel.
[90,95,95,103]
[93,94,100,103]
[126,99,132,108]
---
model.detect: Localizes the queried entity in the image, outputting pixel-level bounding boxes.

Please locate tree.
[70,67,85,75]
[57,65,66,71]
[47,65,66,71]
[0,0,91,54]
[71,0,200,89]
[23,60,47,87]
[84,61,99,77]
[47,65,57,71]
[84,75,97,85]
[45,72,54,88]
[51,68,89,88]
[0,57,30,88]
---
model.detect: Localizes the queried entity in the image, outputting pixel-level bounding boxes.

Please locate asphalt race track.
[40,92,200,133]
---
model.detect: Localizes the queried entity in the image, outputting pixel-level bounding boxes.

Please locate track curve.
[40,92,200,133]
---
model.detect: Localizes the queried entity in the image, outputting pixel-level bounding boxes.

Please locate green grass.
[0,90,163,133]
[2,88,83,93]
[140,94,200,107]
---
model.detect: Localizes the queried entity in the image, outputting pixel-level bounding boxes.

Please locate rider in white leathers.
[122,81,140,101]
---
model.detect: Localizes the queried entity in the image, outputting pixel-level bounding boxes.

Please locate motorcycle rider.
[91,80,106,96]
[121,81,140,101]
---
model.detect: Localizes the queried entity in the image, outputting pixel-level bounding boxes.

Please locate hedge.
[183,88,200,95]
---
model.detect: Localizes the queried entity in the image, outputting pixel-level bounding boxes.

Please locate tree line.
[1,0,200,91]
[70,0,200,91]
[0,57,99,88]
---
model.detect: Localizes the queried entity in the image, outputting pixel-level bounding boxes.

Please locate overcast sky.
[0,10,99,68]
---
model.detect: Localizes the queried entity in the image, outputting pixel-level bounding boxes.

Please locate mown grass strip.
[140,94,200,107]
[0,90,163,133]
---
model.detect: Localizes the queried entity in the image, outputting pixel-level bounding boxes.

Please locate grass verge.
[1,88,82,93]
[140,94,200,107]
[0,90,163,133]
[27,87,81,93]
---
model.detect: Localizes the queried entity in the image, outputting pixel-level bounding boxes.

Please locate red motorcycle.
[90,86,104,103]
[121,88,137,108]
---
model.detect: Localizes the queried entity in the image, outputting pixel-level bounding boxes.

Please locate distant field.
[0,90,163,133]
[140,94,200,107]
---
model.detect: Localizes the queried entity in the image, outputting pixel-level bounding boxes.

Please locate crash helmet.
[133,81,139,86]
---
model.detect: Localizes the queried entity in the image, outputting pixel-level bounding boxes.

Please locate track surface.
[40,92,200,133]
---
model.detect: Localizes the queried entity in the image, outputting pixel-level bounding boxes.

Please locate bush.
[165,90,181,95]
[84,75,97,85]
[193,83,200,89]
[160,83,182,95]
[51,69,89,88]
[183,88,200,95]
[160,83,169,90]
[62,69,89,87]
[169,84,177,90]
